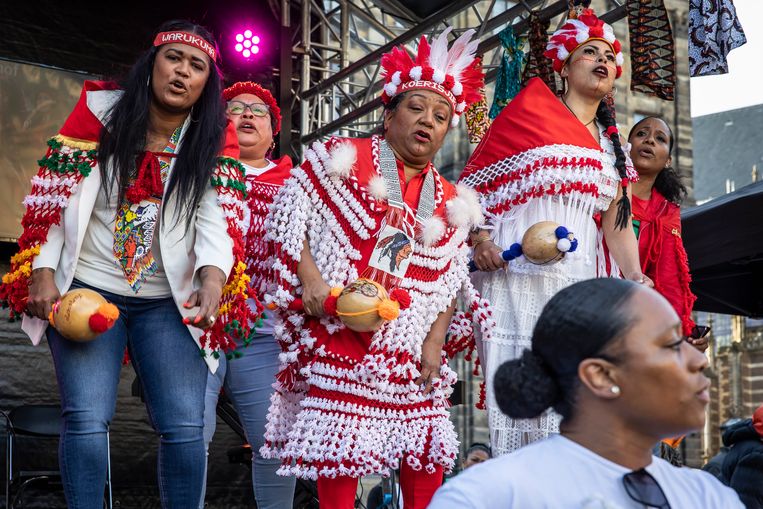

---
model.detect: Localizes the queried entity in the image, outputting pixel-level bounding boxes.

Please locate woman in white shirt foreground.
[430,278,742,509]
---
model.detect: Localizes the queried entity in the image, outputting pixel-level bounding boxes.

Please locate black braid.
[596,101,631,230]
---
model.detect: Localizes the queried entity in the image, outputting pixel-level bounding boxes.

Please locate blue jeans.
[200,333,295,508]
[48,280,208,509]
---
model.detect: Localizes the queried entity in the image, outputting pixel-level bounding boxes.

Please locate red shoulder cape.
[58,80,120,143]
[257,155,294,186]
[460,77,600,183]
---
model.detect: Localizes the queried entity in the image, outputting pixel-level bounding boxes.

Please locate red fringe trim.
[486,180,600,216]
[473,156,603,195]
[200,158,263,355]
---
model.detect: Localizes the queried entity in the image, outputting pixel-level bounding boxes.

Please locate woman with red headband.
[198,82,295,509]
[0,20,258,507]
[260,28,490,509]
[460,6,651,457]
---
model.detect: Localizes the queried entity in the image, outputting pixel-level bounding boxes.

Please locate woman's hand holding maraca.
[472,239,506,272]
[27,267,60,320]
[297,238,331,317]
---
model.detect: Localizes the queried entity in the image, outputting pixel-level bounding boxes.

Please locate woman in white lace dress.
[459,8,652,456]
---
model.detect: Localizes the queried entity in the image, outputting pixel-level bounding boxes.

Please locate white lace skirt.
[472,196,605,455]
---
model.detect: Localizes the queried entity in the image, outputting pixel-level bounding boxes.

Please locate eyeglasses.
[227,100,270,117]
[622,469,671,509]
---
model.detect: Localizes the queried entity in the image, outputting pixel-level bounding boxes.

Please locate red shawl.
[633,188,696,335]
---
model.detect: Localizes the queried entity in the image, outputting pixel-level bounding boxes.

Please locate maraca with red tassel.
[49,288,120,341]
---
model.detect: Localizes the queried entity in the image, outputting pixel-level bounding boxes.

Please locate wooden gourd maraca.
[332,278,408,332]
[49,288,120,342]
[521,221,577,265]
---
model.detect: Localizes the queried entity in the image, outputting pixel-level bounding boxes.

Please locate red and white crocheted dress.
[242,157,293,302]
[459,78,637,456]
[260,135,491,480]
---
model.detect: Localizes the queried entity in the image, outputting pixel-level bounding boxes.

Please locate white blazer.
[23,89,233,373]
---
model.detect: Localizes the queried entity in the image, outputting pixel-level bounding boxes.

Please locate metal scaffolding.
[278,0,627,159]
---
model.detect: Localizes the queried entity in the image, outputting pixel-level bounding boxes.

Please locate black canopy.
[682,181,763,317]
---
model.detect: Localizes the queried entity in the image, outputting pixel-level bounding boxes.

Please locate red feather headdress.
[380,28,485,127]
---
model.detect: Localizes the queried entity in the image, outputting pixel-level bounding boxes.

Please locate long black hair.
[98,19,226,227]
[494,278,640,422]
[629,116,688,205]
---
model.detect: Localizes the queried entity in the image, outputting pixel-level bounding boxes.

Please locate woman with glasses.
[0,20,258,507]
[429,278,742,508]
[198,82,295,508]
[627,116,708,352]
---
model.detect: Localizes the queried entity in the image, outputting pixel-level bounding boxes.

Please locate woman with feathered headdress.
[260,28,491,508]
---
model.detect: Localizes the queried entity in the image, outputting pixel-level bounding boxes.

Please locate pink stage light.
[233,28,262,59]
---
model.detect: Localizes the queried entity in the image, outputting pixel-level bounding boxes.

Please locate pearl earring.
[610,386,621,395]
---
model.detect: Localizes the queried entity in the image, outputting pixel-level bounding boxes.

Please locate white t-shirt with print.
[429,435,742,509]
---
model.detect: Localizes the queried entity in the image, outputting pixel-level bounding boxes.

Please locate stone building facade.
[695,316,763,467]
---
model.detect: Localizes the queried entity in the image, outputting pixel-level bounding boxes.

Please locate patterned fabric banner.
[627,0,676,101]
[522,12,557,94]
[464,58,491,143]
[688,0,747,77]
[489,26,527,119]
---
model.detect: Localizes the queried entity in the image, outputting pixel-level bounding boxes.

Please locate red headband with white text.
[153,31,218,62]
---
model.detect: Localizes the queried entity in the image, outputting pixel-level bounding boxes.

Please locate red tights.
[316,459,443,509]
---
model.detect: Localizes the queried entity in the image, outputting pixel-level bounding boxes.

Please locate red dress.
[632,188,697,335]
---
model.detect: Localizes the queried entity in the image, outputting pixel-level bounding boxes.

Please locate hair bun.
[493,349,559,419]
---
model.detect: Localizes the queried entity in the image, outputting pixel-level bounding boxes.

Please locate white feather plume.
[419,216,446,246]
[427,27,453,76]
[444,29,479,83]
[446,196,470,228]
[455,184,484,226]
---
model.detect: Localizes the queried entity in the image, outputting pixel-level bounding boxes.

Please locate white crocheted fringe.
[262,392,458,479]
